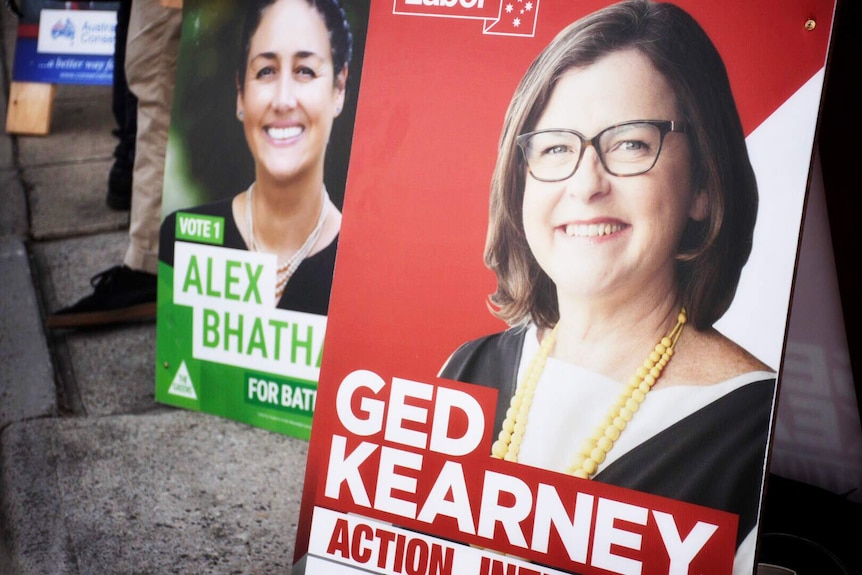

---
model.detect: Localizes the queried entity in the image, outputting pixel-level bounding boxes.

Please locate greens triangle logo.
[168,361,197,400]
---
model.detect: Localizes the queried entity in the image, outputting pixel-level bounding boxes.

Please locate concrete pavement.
[0,7,309,574]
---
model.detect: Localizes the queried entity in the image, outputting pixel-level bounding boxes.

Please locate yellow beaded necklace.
[491,308,687,479]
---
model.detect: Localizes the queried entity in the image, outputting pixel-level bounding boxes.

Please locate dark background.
[760,2,862,574]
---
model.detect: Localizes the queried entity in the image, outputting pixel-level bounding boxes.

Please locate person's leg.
[46,0,182,329]
[106,0,137,211]
[123,0,182,275]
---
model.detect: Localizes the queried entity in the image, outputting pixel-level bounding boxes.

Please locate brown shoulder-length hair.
[485,0,758,331]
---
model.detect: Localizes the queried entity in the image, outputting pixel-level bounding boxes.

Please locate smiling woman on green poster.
[155,0,368,440]
[160,0,359,314]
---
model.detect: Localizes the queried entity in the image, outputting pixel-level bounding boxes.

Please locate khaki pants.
[122,0,182,274]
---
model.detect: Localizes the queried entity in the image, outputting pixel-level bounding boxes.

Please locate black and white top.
[440,325,777,574]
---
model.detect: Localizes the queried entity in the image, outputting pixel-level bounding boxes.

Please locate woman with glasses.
[159,0,352,313]
[440,1,775,572]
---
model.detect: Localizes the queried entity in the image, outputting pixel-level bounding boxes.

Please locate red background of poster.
[298,0,835,568]
[323,0,834,384]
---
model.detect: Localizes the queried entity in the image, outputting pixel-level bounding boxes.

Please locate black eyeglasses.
[515,120,686,181]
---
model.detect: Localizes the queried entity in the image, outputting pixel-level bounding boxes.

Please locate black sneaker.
[106,161,132,211]
[46,265,157,329]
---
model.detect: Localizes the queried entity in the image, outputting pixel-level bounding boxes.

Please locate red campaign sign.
[296,0,835,573]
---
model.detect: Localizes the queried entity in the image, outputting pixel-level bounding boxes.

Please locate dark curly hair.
[237,0,353,90]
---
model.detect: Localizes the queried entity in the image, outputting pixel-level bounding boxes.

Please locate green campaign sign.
[155,0,370,439]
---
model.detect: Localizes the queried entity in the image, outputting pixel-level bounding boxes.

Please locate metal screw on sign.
[804,19,816,31]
